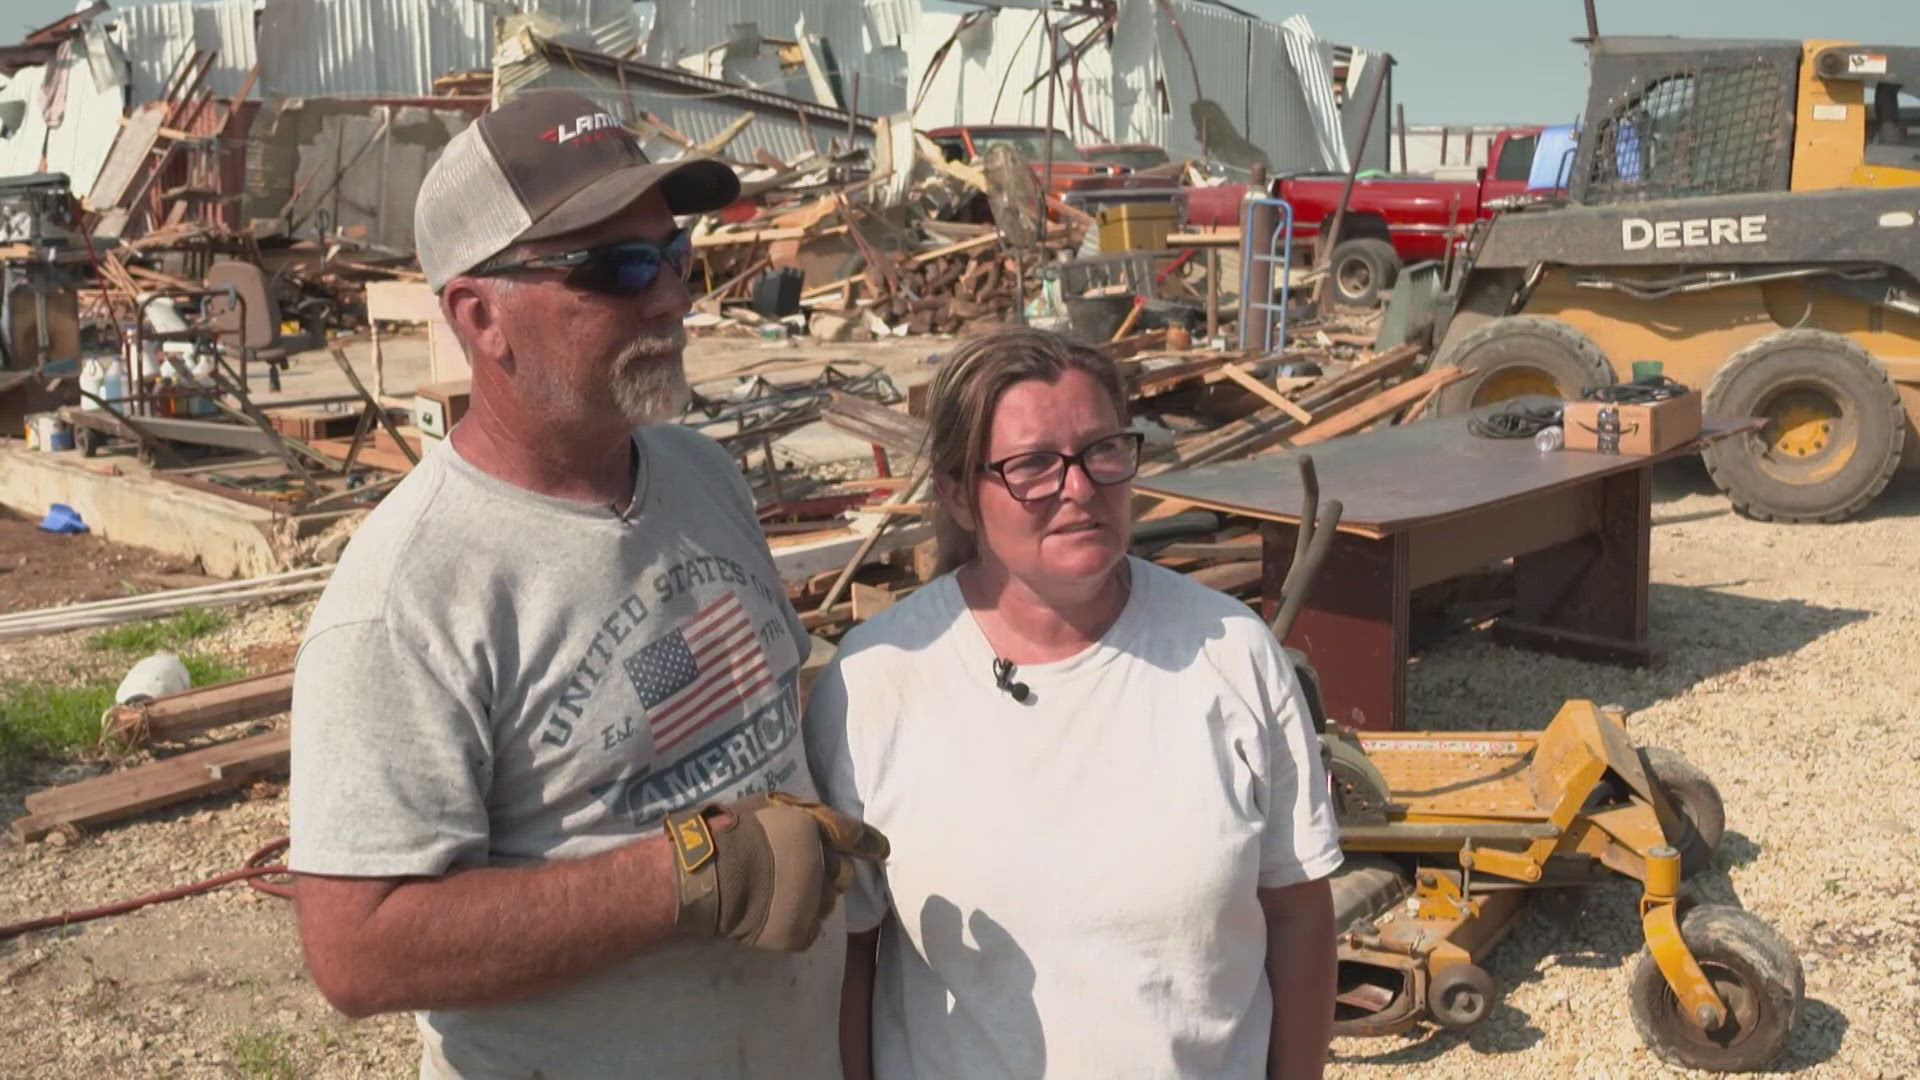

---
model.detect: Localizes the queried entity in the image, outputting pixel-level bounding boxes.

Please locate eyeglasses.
[474,229,693,296]
[982,431,1145,502]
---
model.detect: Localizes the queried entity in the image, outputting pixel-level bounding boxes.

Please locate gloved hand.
[663,791,890,952]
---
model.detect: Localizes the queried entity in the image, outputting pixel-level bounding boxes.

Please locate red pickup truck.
[1182,126,1544,306]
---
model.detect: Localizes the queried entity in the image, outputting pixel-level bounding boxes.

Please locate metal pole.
[1037,8,1058,250]
[1241,163,1273,352]
[1584,0,1600,42]
[1397,103,1409,174]
[1313,55,1391,311]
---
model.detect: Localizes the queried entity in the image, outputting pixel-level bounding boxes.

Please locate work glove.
[663,791,890,952]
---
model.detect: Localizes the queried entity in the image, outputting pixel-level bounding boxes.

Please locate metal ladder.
[1237,197,1295,355]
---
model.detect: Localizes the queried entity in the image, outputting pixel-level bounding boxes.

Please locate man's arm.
[296,834,679,1018]
[839,929,880,1080]
[1261,878,1336,1080]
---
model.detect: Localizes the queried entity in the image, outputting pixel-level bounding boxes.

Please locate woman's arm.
[1261,877,1337,1080]
[840,928,881,1080]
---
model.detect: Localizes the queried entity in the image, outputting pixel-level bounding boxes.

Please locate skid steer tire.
[1328,238,1400,308]
[1701,329,1905,523]
[1436,316,1616,414]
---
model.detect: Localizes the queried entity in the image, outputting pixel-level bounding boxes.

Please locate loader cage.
[1571,39,1802,205]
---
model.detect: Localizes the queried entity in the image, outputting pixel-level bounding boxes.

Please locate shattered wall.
[497,29,874,165]
[0,36,128,194]
[643,0,912,117]
[908,1,1359,176]
[244,99,479,251]
[116,0,257,106]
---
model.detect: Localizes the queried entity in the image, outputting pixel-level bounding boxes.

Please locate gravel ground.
[2,462,1917,1077]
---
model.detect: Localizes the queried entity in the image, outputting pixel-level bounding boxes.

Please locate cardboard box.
[1564,390,1702,455]
[413,380,471,440]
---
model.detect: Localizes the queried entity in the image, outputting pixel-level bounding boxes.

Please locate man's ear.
[935,472,977,532]
[440,278,512,374]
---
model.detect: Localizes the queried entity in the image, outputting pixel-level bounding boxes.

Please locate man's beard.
[608,328,690,424]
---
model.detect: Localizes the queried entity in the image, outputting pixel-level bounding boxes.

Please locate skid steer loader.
[1433,37,1920,522]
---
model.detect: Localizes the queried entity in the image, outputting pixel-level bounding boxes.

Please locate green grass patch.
[0,653,246,772]
[227,1027,302,1080]
[84,607,231,655]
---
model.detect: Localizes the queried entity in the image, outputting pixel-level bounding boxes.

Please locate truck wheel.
[1328,238,1399,307]
[1701,329,1905,523]
[1437,316,1615,413]
[1628,905,1803,1072]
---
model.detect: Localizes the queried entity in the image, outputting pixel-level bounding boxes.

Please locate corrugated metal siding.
[116,0,258,106]
[647,0,909,117]
[908,9,1119,140]
[254,0,631,99]
[1108,0,1167,148]
[1157,0,1252,165]
[1279,14,1346,173]
[910,1,1348,173]
[0,51,126,194]
[257,0,493,99]
[1246,22,1323,173]
[499,39,871,165]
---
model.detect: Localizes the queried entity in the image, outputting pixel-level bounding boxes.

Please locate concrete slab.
[0,446,286,578]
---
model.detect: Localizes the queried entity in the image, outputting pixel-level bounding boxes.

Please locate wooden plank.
[821,391,927,458]
[1280,365,1468,449]
[850,582,896,621]
[13,730,291,841]
[1185,561,1265,596]
[1154,537,1263,562]
[308,436,416,474]
[364,279,443,323]
[801,233,1000,300]
[104,670,293,747]
[88,104,169,210]
[1216,363,1314,424]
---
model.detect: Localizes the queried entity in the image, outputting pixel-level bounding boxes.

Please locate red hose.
[0,837,293,941]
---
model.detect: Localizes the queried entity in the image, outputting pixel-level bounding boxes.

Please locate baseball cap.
[415,89,741,291]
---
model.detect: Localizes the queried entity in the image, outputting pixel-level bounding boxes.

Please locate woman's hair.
[921,327,1128,574]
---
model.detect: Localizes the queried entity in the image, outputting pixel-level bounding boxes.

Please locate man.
[288,90,885,1079]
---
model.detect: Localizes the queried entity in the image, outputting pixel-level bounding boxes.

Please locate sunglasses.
[475,229,694,296]
[982,431,1145,503]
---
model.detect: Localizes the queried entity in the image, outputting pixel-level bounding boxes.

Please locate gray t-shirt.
[289,424,836,1080]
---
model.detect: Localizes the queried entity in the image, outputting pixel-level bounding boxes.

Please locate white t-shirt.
[804,557,1343,1080]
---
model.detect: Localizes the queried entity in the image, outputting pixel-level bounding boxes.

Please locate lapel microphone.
[991,657,1031,703]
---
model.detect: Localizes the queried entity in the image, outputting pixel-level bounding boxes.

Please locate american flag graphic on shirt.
[623,592,772,754]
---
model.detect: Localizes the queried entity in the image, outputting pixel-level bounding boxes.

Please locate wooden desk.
[1139,401,1741,730]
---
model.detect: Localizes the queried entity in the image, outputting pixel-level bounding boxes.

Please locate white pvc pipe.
[0,580,331,641]
[0,566,332,626]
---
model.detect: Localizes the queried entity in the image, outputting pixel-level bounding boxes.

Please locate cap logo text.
[544,111,623,146]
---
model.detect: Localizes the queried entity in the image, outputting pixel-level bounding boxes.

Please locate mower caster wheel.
[1428,962,1495,1029]
[1641,747,1726,877]
[1629,904,1803,1072]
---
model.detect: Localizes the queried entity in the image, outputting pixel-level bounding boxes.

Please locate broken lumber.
[12,730,290,842]
[104,669,293,748]
[1215,363,1314,424]
[1278,364,1467,449]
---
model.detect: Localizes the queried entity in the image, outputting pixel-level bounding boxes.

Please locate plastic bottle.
[1534,425,1564,453]
[99,354,127,409]
[79,356,107,411]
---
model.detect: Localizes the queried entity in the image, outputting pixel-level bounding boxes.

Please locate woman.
[804,327,1341,1079]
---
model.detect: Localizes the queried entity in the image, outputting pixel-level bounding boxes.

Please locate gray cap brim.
[519,157,742,242]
